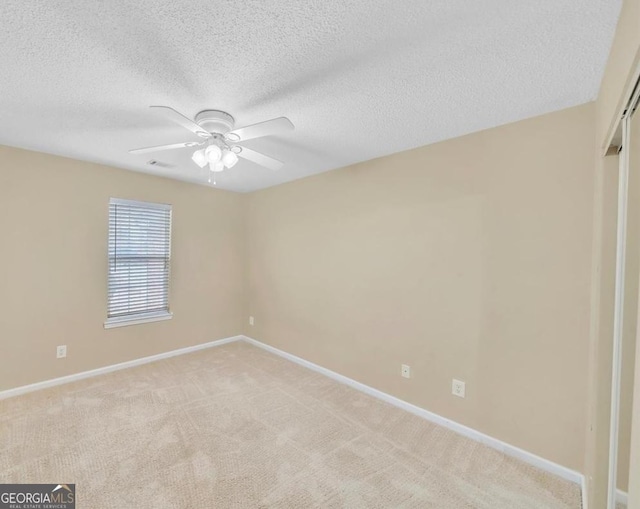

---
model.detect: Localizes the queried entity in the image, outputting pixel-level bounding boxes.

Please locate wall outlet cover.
[401,364,411,378]
[452,379,465,398]
[249,316,254,326]
[56,345,67,359]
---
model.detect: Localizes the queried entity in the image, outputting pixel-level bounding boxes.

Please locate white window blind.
[106,198,172,327]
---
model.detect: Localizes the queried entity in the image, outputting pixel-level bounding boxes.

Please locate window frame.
[104,198,173,329]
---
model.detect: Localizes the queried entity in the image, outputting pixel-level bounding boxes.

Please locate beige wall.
[244,103,595,471]
[0,145,245,391]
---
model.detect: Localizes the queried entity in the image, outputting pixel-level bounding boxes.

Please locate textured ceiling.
[0,1,622,192]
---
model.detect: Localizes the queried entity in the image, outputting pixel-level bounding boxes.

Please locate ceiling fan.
[129,106,294,184]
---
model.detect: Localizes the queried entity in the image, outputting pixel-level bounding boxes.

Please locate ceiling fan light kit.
[129,107,294,185]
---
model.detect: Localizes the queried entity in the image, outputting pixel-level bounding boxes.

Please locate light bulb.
[205,145,222,163]
[222,149,239,168]
[191,149,207,168]
[210,161,225,173]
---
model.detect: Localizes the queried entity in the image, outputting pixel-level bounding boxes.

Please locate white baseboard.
[241,335,585,487]
[0,335,242,400]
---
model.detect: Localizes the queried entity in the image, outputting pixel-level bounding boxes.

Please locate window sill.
[104,311,173,329]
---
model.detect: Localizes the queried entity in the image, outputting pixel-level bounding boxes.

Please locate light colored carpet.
[0,341,581,508]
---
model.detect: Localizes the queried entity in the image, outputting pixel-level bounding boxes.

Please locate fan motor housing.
[195,110,235,135]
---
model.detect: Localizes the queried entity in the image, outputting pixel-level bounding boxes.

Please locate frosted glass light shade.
[222,149,239,168]
[191,149,207,168]
[205,145,222,163]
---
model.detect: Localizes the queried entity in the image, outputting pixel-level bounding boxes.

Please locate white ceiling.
[0,1,622,193]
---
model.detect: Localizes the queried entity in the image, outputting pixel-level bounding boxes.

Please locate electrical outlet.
[452,379,465,398]
[56,345,67,359]
[249,316,254,326]
[401,364,411,378]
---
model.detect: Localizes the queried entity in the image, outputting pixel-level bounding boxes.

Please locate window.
[105,198,172,328]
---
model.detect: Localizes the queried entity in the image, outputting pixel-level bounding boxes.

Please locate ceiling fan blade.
[150,106,211,138]
[129,141,203,155]
[237,146,284,170]
[226,117,294,142]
